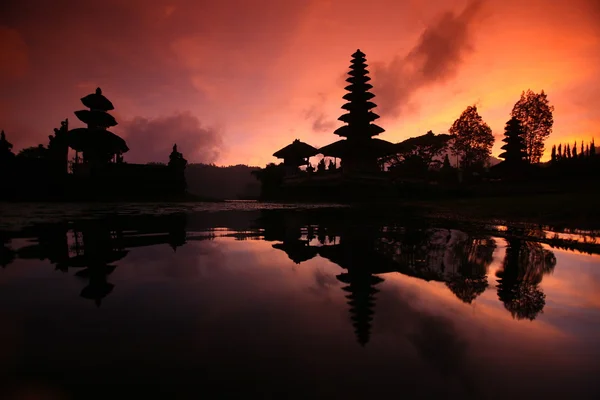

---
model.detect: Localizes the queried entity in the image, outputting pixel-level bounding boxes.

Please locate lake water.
[1,203,599,399]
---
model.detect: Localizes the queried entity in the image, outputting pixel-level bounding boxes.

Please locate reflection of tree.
[445,234,495,304]
[497,234,556,320]
[376,227,448,281]
[376,227,494,306]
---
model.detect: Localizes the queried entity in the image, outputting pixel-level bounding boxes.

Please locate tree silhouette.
[317,158,327,172]
[566,143,571,159]
[511,89,554,164]
[580,142,584,159]
[389,131,453,175]
[573,141,578,158]
[440,153,454,180]
[550,145,557,163]
[17,144,48,159]
[498,117,527,166]
[442,154,451,169]
[449,105,494,171]
[252,163,286,199]
[591,139,596,158]
[557,143,562,160]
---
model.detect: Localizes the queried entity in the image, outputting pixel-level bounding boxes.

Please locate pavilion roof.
[273,139,318,159]
[81,87,115,111]
[67,128,129,154]
[318,138,397,158]
[75,109,118,128]
[272,241,319,264]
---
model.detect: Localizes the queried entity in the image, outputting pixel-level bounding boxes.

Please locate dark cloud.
[372,0,485,118]
[311,113,337,133]
[120,112,223,164]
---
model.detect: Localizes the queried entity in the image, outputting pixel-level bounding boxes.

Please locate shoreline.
[1,191,598,231]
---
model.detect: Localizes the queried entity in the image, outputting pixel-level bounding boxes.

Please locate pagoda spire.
[334,49,385,140]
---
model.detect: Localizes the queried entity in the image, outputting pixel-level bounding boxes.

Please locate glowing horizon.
[1,0,598,166]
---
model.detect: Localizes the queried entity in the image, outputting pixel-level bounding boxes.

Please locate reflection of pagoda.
[76,264,116,307]
[68,88,129,167]
[337,270,384,346]
[318,224,392,346]
[9,214,189,305]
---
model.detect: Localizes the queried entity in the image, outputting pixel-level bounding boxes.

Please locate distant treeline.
[184,163,261,200]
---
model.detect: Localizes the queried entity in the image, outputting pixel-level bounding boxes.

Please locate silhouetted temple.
[273,139,317,175]
[0,88,190,201]
[260,50,397,201]
[319,49,396,172]
[69,87,128,169]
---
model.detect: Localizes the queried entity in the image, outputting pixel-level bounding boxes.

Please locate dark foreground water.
[1,203,599,399]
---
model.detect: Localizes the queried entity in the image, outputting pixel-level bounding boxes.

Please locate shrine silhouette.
[0,88,189,201]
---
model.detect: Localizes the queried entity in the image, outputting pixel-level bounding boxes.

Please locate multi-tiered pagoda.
[318,49,397,172]
[67,88,129,166]
[260,50,398,201]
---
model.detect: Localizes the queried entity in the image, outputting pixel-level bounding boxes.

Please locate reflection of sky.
[1,235,599,398]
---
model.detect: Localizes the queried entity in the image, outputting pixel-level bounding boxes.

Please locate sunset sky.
[1,0,599,166]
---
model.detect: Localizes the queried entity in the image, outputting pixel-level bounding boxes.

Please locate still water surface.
[1,204,599,399]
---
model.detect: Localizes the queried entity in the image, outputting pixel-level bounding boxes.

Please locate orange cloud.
[0,0,599,166]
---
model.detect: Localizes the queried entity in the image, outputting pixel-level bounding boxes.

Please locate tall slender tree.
[449,105,495,170]
[550,145,557,163]
[558,143,562,160]
[511,89,554,164]
[591,139,596,157]
[573,141,578,158]
[566,143,571,159]
[580,142,585,159]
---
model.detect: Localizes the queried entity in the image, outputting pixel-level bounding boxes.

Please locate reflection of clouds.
[118,240,225,281]
[309,268,339,293]
[374,282,473,386]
